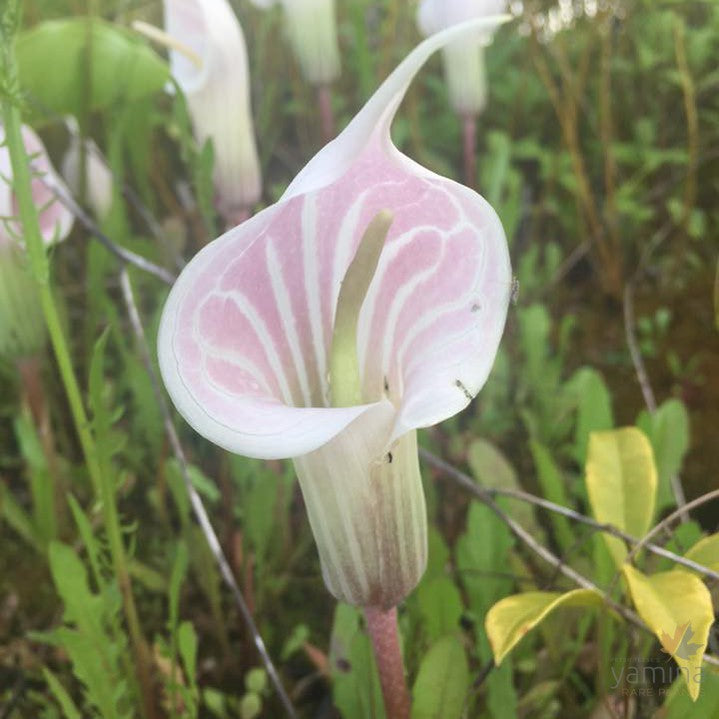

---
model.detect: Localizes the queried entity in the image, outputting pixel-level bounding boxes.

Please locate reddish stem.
[223,207,250,231]
[317,84,335,143]
[462,114,477,190]
[364,606,411,719]
[17,355,45,428]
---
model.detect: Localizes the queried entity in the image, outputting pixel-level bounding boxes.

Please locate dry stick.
[118,269,298,719]
[611,488,719,597]
[421,449,719,669]
[623,281,689,516]
[673,18,699,241]
[40,173,177,286]
[419,449,719,582]
[622,284,657,415]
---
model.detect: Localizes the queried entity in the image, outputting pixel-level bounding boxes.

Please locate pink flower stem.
[462,113,477,190]
[364,606,411,719]
[224,207,250,232]
[317,84,336,142]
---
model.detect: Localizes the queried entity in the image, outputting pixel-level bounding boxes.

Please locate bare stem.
[317,84,335,142]
[364,606,411,719]
[462,114,477,190]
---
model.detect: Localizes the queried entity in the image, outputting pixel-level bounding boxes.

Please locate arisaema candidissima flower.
[158,17,512,611]
[161,0,262,225]
[0,124,74,359]
[418,0,509,187]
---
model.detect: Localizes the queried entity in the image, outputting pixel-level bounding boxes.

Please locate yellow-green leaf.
[622,565,713,701]
[684,534,719,573]
[585,427,657,566]
[485,589,603,666]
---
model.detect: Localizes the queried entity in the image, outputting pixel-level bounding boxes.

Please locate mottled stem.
[462,114,477,189]
[317,84,335,142]
[364,606,410,719]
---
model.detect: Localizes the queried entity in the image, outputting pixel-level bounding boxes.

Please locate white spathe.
[249,0,340,85]
[163,0,262,220]
[158,17,512,607]
[417,0,509,116]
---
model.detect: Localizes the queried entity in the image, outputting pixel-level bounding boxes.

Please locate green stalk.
[0,6,155,717]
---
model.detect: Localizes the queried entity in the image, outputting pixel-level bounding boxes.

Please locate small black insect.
[383,376,389,392]
[387,452,393,464]
[455,379,473,401]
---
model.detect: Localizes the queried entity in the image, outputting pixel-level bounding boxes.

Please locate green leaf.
[662,665,719,718]
[636,399,690,511]
[330,603,385,719]
[684,534,719,573]
[485,589,603,666]
[46,628,125,719]
[48,541,104,638]
[416,576,463,643]
[168,541,189,633]
[14,408,56,545]
[622,565,713,701]
[240,693,262,719]
[16,18,168,121]
[0,482,41,552]
[281,624,309,661]
[467,438,543,539]
[412,635,470,719]
[585,427,657,566]
[66,494,102,587]
[245,667,267,695]
[529,441,574,553]
[455,502,518,719]
[456,502,514,613]
[564,367,614,465]
[178,621,199,693]
[42,668,82,719]
[127,558,167,593]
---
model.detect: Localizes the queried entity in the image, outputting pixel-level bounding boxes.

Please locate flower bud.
[250,0,341,85]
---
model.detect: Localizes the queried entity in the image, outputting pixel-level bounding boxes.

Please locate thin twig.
[118,268,298,719]
[419,449,719,581]
[620,489,719,582]
[623,283,657,414]
[422,448,719,668]
[39,172,177,286]
[623,281,688,515]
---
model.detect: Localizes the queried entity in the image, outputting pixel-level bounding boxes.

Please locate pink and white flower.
[249,0,341,86]
[417,0,509,117]
[158,17,512,608]
[0,124,74,251]
[163,0,262,222]
[0,124,74,359]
